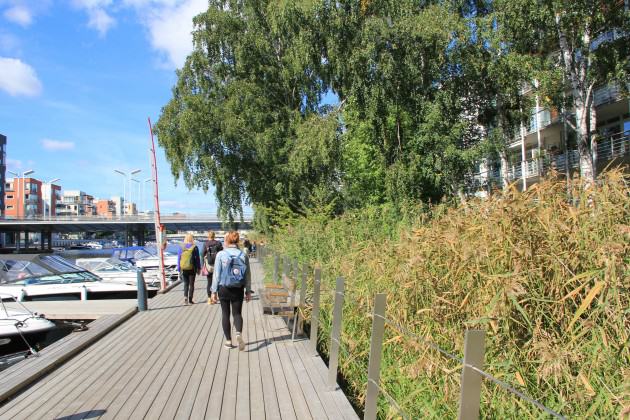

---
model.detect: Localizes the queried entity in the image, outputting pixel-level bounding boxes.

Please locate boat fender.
[81,285,88,301]
[18,289,27,302]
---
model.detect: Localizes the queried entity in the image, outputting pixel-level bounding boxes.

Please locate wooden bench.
[261,274,297,317]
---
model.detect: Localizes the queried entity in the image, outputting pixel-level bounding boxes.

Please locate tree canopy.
[154,0,630,223]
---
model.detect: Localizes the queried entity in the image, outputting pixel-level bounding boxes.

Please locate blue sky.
[0,0,221,215]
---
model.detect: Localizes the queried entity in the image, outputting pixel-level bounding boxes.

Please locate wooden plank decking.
[0,260,358,420]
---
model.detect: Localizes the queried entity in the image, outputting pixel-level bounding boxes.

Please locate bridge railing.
[0,213,253,223]
[257,245,566,420]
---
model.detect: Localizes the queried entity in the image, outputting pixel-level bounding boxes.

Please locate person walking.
[210,231,251,350]
[202,231,223,305]
[177,233,201,305]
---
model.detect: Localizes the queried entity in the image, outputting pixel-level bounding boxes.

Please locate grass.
[262,170,630,419]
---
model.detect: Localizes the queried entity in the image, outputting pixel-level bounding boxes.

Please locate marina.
[0,259,358,419]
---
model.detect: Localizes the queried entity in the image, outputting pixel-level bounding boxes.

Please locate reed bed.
[265,170,629,418]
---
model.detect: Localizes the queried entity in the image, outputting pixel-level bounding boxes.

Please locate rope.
[380,315,565,419]
[367,378,412,420]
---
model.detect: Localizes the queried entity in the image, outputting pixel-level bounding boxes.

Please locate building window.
[7,205,13,209]
[6,194,13,199]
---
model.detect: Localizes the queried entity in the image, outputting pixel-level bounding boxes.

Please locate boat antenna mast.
[147,117,167,290]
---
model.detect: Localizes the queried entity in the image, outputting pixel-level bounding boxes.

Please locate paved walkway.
[0,260,358,419]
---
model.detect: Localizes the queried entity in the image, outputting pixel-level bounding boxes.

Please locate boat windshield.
[0,260,52,283]
[20,272,100,285]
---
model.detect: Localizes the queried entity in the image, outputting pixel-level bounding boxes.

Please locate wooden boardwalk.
[0,260,358,420]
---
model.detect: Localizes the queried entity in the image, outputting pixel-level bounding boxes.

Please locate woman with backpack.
[202,231,223,304]
[210,231,251,350]
[177,233,201,305]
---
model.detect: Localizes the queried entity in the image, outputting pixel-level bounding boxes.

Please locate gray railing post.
[273,254,279,285]
[292,263,309,341]
[136,267,148,311]
[289,259,298,326]
[328,276,345,390]
[364,293,387,420]
[458,330,486,420]
[310,268,322,354]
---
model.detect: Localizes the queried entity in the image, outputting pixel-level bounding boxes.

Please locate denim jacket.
[210,245,252,293]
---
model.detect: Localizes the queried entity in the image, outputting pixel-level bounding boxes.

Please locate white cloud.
[41,139,76,151]
[0,57,42,96]
[3,5,32,26]
[72,0,116,37]
[138,0,206,69]
[6,158,22,171]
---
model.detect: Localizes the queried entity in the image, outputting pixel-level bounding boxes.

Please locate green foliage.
[266,171,630,418]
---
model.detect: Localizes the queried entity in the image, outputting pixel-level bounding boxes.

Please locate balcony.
[467,130,629,192]
[593,84,622,107]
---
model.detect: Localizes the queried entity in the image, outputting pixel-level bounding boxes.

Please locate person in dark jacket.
[201,231,223,304]
[177,233,201,305]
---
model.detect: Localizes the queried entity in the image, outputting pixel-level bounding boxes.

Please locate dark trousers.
[218,286,244,340]
[181,270,196,301]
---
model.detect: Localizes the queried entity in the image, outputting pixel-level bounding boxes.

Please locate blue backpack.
[220,251,247,288]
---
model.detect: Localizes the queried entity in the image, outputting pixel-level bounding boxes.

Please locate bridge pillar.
[15,232,21,252]
[47,231,52,251]
[40,231,45,250]
[137,229,145,246]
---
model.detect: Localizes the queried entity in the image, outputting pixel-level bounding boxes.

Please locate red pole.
[147,117,167,290]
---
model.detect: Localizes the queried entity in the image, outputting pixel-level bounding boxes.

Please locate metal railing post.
[364,293,387,420]
[273,253,279,285]
[310,268,322,354]
[289,259,298,327]
[328,276,345,390]
[292,263,309,341]
[458,330,486,420]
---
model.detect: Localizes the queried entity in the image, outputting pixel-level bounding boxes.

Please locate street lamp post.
[114,169,128,217]
[131,178,140,216]
[129,169,141,215]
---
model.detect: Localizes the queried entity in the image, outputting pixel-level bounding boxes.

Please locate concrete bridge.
[0,214,252,250]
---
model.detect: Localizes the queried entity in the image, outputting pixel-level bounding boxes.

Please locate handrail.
[262,246,569,419]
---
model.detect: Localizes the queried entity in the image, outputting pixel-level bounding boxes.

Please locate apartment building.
[470,82,630,195]
[41,182,62,217]
[0,134,5,216]
[57,190,95,216]
[95,199,116,218]
[5,177,42,218]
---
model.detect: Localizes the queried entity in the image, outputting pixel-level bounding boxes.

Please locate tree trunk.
[499,149,510,190]
[575,101,595,186]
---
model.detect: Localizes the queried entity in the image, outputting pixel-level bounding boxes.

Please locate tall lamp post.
[131,178,140,216]
[129,169,141,214]
[46,178,60,219]
[143,178,152,215]
[114,169,127,217]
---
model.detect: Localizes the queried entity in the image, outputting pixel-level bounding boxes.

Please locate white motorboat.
[0,254,159,301]
[111,246,179,279]
[0,294,56,352]
[75,258,161,286]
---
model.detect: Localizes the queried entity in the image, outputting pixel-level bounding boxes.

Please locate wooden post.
[458,330,486,420]
[328,276,345,390]
[310,268,322,354]
[364,293,387,420]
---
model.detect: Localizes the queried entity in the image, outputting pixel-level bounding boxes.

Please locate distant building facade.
[41,182,62,217]
[0,134,5,217]
[57,190,95,216]
[95,199,116,218]
[5,177,43,218]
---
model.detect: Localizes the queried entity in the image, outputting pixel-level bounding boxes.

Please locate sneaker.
[224,339,233,349]
[184,297,188,305]
[236,334,245,351]
[189,299,194,304]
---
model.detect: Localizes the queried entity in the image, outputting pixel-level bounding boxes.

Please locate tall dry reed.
[267,170,629,418]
